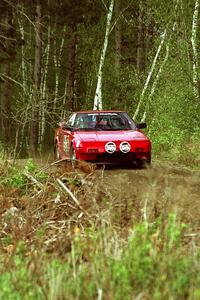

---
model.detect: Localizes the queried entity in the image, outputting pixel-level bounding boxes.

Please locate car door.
[61,114,76,158]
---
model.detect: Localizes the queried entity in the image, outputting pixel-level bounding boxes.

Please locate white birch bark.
[137,1,143,72]
[191,0,199,99]
[141,45,169,122]
[133,29,167,120]
[30,0,42,155]
[54,25,66,111]
[93,0,114,110]
[18,15,27,95]
[40,21,51,146]
[115,0,122,78]
[140,0,180,122]
[17,14,33,155]
[41,27,50,101]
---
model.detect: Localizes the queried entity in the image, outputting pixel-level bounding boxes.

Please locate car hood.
[74,130,149,142]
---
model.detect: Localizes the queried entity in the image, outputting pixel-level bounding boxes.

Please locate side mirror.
[136,122,147,129]
[58,121,72,130]
[62,124,72,131]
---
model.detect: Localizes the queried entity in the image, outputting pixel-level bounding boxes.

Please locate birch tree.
[30,0,42,155]
[141,45,169,122]
[140,5,179,122]
[66,23,76,112]
[134,0,180,121]
[115,0,122,79]
[93,0,114,110]
[53,25,66,110]
[133,29,167,120]
[0,2,17,150]
[191,0,199,100]
[137,1,146,72]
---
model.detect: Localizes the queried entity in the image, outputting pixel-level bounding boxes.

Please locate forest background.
[1,1,200,299]
[0,0,200,164]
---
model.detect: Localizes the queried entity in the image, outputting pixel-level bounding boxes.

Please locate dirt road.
[98,160,200,231]
[12,157,200,230]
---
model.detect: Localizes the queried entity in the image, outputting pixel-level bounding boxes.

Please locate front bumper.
[77,150,151,163]
[73,138,151,163]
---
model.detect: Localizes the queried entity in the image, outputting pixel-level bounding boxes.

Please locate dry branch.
[57,178,89,217]
[56,178,79,206]
[23,171,43,189]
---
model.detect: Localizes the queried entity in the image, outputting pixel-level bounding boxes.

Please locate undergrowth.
[149,126,200,168]
[0,217,199,300]
[0,159,47,189]
[0,161,200,299]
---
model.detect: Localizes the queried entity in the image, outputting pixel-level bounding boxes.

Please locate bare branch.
[0,34,17,41]
[0,73,24,89]
[23,171,43,189]
[57,178,80,206]
[3,0,37,33]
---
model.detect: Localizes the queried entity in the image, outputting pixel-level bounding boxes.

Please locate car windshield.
[73,112,137,131]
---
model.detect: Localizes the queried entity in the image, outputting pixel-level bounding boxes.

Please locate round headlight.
[120,141,131,153]
[105,142,116,153]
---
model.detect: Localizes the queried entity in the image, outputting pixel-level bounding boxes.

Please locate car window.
[74,114,91,129]
[68,114,76,126]
[73,112,136,131]
[122,113,137,130]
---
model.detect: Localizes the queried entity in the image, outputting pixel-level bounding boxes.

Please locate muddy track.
[11,158,200,227]
[98,160,200,231]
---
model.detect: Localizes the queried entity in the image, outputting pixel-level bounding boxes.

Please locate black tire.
[70,146,77,169]
[136,158,151,169]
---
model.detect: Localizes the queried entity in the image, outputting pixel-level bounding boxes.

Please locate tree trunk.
[54,25,66,111]
[0,6,14,151]
[114,0,122,107]
[191,0,199,99]
[30,0,42,156]
[133,29,167,120]
[139,0,180,122]
[137,2,145,72]
[0,63,11,147]
[66,23,76,112]
[40,18,51,148]
[93,0,115,110]
[141,45,170,122]
[115,0,121,78]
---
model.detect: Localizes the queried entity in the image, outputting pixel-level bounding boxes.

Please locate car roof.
[75,110,124,114]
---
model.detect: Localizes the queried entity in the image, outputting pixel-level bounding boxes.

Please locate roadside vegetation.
[0,159,200,299]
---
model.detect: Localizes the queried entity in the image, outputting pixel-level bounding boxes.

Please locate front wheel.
[136,158,151,169]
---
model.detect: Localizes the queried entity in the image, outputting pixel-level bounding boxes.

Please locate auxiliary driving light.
[120,141,131,153]
[105,142,116,154]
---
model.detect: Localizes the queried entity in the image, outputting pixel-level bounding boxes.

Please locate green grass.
[0,216,200,300]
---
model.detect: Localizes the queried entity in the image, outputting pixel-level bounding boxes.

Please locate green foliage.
[0,214,200,300]
[24,158,37,172]
[0,160,47,189]
[0,166,26,189]
[24,159,48,181]
[0,249,42,300]
[1,215,200,299]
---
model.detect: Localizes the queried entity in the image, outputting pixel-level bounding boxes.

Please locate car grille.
[96,152,135,162]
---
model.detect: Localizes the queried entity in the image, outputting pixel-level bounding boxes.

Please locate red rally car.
[54,110,151,166]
